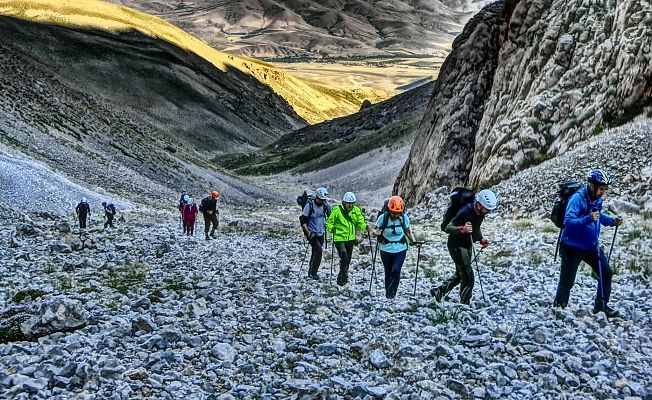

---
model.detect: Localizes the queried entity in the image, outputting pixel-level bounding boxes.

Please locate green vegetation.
[106,262,149,294]
[12,289,48,303]
[514,219,534,229]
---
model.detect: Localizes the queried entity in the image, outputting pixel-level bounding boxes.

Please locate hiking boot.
[308,273,320,280]
[593,306,621,318]
[430,287,443,302]
[336,274,348,286]
[210,231,218,239]
[205,235,211,241]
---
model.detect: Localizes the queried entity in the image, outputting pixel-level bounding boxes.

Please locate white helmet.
[315,187,329,200]
[342,192,357,203]
[183,194,190,203]
[81,197,87,203]
[187,197,193,205]
[476,189,498,211]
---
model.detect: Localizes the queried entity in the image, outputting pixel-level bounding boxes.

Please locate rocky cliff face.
[396,0,652,204]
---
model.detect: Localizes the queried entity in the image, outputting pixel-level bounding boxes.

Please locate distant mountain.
[108,0,492,59]
[0,0,388,124]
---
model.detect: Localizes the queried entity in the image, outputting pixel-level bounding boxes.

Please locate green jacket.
[326,204,368,242]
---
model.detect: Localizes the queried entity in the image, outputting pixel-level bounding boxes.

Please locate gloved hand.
[458,222,473,234]
[614,215,623,226]
[479,238,489,248]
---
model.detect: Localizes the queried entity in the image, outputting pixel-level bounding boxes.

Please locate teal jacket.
[326,205,368,242]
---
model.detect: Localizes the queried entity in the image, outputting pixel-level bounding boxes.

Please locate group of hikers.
[73,168,624,318]
[298,169,624,317]
[74,198,117,230]
[177,190,220,240]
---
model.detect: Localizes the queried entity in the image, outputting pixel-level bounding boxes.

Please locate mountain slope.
[0,0,387,123]
[395,0,652,204]
[0,16,296,205]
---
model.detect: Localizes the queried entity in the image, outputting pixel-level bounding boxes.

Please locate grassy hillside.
[0,0,388,123]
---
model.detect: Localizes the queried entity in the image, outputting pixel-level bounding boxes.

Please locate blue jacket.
[561,186,615,252]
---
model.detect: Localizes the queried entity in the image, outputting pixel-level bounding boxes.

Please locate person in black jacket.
[430,189,497,304]
[102,201,116,229]
[75,197,91,229]
[201,191,220,240]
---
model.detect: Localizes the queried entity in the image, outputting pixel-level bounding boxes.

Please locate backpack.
[106,203,116,215]
[440,187,476,231]
[550,181,583,228]
[199,196,212,212]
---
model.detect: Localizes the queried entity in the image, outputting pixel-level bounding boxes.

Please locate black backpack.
[199,196,212,212]
[550,181,583,228]
[106,204,116,215]
[440,187,476,231]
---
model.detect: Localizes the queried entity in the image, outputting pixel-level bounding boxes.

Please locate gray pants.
[433,247,474,304]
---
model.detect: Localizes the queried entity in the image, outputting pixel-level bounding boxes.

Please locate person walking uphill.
[553,169,624,318]
[300,187,331,280]
[182,198,198,236]
[430,189,497,304]
[372,196,416,299]
[102,201,116,229]
[326,192,369,286]
[75,197,91,229]
[199,191,220,240]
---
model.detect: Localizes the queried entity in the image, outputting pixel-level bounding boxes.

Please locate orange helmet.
[211,191,219,199]
[387,196,404,213]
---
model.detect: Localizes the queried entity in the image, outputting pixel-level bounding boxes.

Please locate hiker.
[553,169,623,317]
[178,193,189,231]
[430,189,497,304]
[300,187,332,280]
[325,192,369,286]
[182,198,199,236]
[199,191,220,240]
[101,201,116,229]
[75,197,91,229]
[372,196,416,299]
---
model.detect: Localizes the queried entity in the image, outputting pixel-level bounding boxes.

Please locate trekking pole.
[471,246,486,302]
[607,215,621,265]
[595,215,605,310]
[554,229,563,262]
[369,239,379,292]
[296,238,309,283]
[413,242,424,297]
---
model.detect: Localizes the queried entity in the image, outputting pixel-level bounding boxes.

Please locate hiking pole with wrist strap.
[413,241,425,297]
[471,246,486,302]
[607,215,621,265]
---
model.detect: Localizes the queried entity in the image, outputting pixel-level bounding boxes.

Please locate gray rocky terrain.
[108,0,492,59]
[1,118,651,399]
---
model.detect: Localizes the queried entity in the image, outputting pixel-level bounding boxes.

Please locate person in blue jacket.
[553,169,624,317]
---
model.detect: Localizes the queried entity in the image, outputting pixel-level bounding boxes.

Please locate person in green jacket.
[326,192,369,286]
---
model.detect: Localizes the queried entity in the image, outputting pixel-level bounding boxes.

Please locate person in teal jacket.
[326,192,369,286]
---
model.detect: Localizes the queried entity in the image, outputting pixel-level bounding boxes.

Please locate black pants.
[203,212,218,236]
[104,213,114,228]
[380,249,407,299]
[434,247,474,304]
[335,241,355,285]
[554,243,612,310]
[308,235,324,277]
[78,215,87,229]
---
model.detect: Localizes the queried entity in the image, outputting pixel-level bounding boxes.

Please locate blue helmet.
[587,169,613,186]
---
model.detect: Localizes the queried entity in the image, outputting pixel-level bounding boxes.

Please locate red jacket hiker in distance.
[182,202,198,235]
